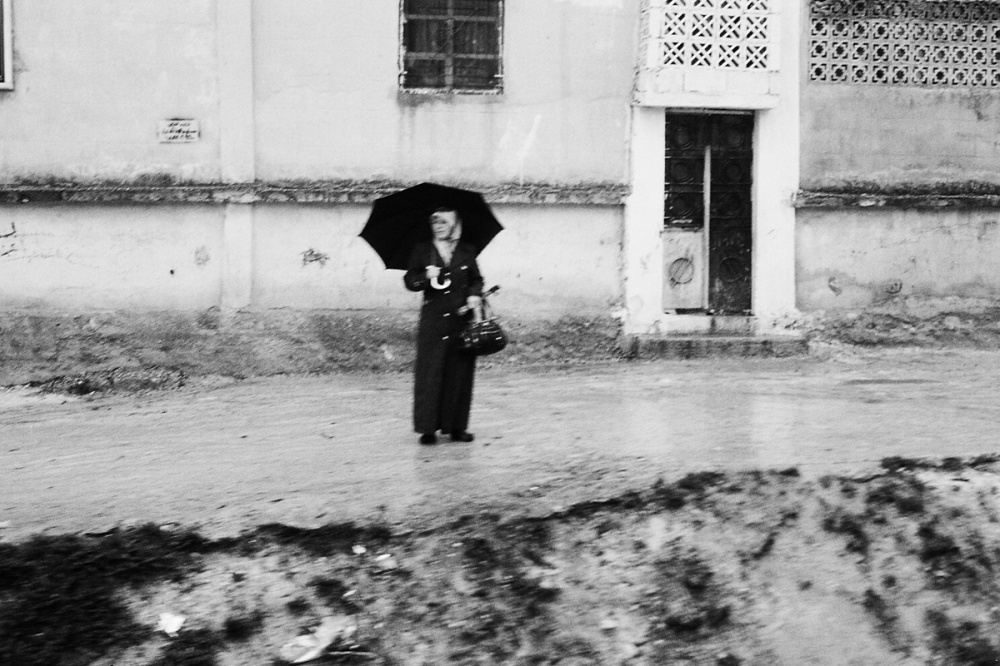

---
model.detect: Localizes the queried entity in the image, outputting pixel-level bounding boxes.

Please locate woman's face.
[430,210,458,241]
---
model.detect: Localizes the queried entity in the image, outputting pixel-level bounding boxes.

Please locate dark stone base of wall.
[0,309,628,387]
[800,299,1000,348]
[625,335,809,360]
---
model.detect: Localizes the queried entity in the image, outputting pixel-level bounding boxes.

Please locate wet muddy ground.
[2,348,999,542]
[2,348,1000,664]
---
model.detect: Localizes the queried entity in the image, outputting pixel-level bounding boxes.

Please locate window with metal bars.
[0,0,12,90]
[400,0,503,93]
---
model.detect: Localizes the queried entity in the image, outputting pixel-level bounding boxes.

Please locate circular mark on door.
[669,160,699,183]
[720,160,746,184]
[668,257,695,285]
[719,257,745,283]
[672,124,698,150]
[668,193,698,218]
[715,192,747,217]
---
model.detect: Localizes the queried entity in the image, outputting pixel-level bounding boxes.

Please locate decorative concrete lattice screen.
[651,0,776,70]
[810,0,1000,87]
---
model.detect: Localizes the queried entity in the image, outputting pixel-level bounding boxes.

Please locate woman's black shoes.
[418,431,473,444]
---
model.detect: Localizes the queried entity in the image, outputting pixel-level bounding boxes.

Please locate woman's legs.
[413,333,446,437]
[439,348,475,437]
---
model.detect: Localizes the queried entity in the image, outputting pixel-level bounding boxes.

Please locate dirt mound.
[28,367,187,395]
[4,458,1000,665]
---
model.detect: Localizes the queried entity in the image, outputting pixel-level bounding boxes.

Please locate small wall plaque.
[158,119,200,143]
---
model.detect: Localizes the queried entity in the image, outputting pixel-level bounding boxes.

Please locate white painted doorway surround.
[622,0,801,336]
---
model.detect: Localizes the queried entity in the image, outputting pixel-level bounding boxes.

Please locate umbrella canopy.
[360,183,503,270]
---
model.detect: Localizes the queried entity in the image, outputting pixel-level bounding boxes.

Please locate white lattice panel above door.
[653,0,777,71]
[635,0,782,107]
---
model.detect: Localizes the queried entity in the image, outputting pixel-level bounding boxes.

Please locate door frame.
[622,98,798,335]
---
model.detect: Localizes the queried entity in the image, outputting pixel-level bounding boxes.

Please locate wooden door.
[664,112,753,314]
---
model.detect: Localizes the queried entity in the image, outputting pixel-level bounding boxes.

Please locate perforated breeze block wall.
[803,0,1000,186]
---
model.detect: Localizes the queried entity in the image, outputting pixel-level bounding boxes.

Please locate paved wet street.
[2,348,999,541]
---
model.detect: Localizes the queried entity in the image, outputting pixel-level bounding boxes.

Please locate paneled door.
[663,112,753,314]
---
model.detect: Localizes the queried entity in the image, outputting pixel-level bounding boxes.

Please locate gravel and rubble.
[5,457,1000,665]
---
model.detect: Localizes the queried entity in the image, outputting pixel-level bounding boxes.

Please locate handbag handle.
[478,285,500,321]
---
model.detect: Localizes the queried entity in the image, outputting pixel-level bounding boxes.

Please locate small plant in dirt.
[680,554,715,593]
[918,521,961,562]
[839,480,858,498]
[821,507,870,555]
[644,545,737,663]
[286,597,312,616]
[250,521,393,557]
[865,474,928,515]
[222,610,265,642]
[880,456,931,473]
[676,471,727,496]
[652,478,688,510]
[926,608,1000,666]
[0,524,212,666]
[309,576,362,614]
[914,520,993,594]
[862,588,911,653]
[651,472,726,511]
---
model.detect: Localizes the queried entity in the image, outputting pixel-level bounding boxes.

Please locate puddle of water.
[0,387,77,409]
[842,379,938,385]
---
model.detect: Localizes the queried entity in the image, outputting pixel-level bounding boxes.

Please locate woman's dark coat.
[404,240,484,435]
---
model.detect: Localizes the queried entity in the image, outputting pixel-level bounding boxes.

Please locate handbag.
[459,286,508,356]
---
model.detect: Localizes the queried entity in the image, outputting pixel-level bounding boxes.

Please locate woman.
[404,207,484,445]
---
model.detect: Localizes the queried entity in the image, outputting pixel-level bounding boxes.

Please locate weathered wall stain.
[193,246,210,267]
[0,178,629,206]
[966,92,991,122]
[797,190,1000,209]
[301,248,329,268]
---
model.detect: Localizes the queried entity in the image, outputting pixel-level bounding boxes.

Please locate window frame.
[0,0,11,90]
[399,0,504,95]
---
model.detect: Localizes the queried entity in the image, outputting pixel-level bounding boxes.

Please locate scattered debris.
[374,553,398,571]
[157,612,185,637]
[3,461,1000,664]
[279,615,357,664]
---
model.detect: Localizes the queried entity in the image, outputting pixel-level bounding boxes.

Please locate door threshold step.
[625,335,808,360]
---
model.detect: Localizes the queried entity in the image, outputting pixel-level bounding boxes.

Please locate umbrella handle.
[430,275,452,290]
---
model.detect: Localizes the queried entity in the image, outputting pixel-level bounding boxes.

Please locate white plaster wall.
[802,86,1000,188]
[251,0,637,184]
[797,209,1000,311]
[0,206,224,309]
[250,204,408,310]
[0,1,221,182]
[481,205,622,317]
[251,204,622,318]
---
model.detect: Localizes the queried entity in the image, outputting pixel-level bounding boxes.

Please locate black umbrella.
[360,182,503,270]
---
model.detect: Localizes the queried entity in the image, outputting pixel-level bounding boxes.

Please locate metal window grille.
[809,0,1000,88]
[0,0,11,90]
[653,0,775,71]
[400,0,503,93]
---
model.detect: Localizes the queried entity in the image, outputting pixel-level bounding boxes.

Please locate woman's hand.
[466,295,483,321]
[426,265,441,279]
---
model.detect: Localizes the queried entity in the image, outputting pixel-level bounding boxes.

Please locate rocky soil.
[5,456,1000,666]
